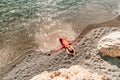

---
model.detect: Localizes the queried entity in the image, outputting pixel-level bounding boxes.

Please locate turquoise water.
[0,0,119,28]
[0,0,119,53]
[0,0,84,27]
[0,0,39,27]
[0,0,119,51]
[0,0,87,51]
[0,0,118,27]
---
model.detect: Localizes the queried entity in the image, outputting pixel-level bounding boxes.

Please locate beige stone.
[97,31,120,57]
[30,65,106,80]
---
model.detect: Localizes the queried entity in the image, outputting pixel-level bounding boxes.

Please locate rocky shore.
[2,16,120,80]
[30,65,106,80]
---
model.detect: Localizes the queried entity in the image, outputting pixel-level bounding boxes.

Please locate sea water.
[0,0,119,52]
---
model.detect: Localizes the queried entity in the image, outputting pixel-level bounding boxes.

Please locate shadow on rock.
[101,55,120,68]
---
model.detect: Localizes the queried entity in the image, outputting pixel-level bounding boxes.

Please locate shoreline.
[2,16,120,80]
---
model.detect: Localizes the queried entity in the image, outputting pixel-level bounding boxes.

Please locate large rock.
[30,65,106,80]
[97,31,120,57]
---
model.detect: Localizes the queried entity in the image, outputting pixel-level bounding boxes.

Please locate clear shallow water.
[0,0,119,51]
[0,0,119,54]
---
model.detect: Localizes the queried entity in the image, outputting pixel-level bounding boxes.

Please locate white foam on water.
[34,20,77,52]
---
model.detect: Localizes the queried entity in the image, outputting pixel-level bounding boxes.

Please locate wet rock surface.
[2,18,120,80]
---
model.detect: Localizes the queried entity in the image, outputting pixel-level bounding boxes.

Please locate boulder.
[30,65,106,80]
[97,31,120,57]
